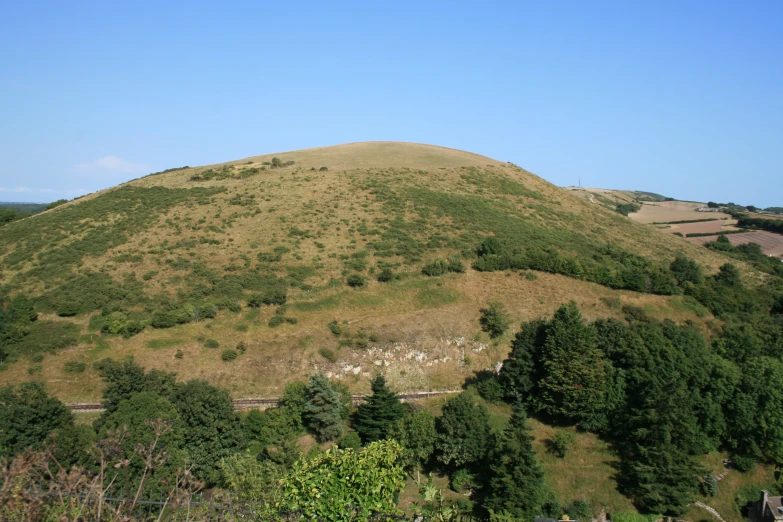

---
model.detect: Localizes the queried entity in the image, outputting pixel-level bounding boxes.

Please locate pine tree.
[535,302,608,430]
[354,374,405,443]
[303,373,345,443]
[482,404,547,520]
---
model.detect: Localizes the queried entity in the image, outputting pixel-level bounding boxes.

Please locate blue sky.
[1,1,781,207]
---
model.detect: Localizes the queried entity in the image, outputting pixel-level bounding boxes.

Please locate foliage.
[436,391,490,468]
[172,379,245,485]
[390,409,437,470]
[354,374,405,443]
[346,274,367,287]
[377,267,394,282]
[303,373,345,442]
[480,405,548,520]
[204,338,219,348]
[268,314,285,327]
[327,320,342,336]
[480,302,510,339]
[549,429,576,458]
[221,349,237,361]
[0,382,74,458]
[276,439,405,521]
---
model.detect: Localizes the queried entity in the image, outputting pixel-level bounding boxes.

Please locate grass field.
[629,201,733,224]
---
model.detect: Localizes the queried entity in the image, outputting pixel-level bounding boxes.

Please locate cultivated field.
[688,231,783,257]
[629,201,732,224]
[660,219,738,235]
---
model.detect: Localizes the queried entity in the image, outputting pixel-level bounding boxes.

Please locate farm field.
[629,201,732,224]
[688,230,783,257]
[659,219,739,235]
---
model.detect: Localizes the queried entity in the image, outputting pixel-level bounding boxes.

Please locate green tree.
[354,374,405,443]
[277,380,308,431]
[390,409,437,470]
[535,302,608,430]
[0,382,74,457]
[303,373,345,442]
[276,439,405,521]
[172,379,245,485]
[93,357,177,426]
[436,391,490,468]
[49,423,97,469]
[499,319,547,401]
[670,255,704,285]
[481,405,547,520]
[715,263,742,287]
[726,357,783,462]
[480,302,510,339]
[100,391,186,496]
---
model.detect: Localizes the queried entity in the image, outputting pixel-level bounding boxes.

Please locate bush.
[204,338,219,348]
[422,259,449,276]
[248,288,287,307]
[346,274,366,287]
[700,473,718,497]
[236,341,246,352]
[319,348,337,362]
[477,237,503,257]
[567,499,592,521]
[285,317,298,324]
[377,267,394,282]
[450,468,478,493]
[328,321,342,336]
[479,302,510,338]
[63,361,86,373]
[447,255,465,273]
[175,350,183,359]
[221,349,238,362]
[550,429,576,458]
[339,431,361,449]
[732,455,757,472]
[268,315,285,328]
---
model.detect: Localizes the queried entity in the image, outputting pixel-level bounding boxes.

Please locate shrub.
[550,429,576,458]
[285,317,298,324]
[700,473,718,497]
[204,338,219,349]
[422,259,449,276]
[346,274,366,287]
[221,349,238,362]
[234,323,249,332]
[377,267,394,282]
[319,166,328,172]
[175,350,183,359]
[236,341,246,352]
[479,302,510,338]
[732,455,757,472]
[450,468,477,493]
[328,321,342,336]
[268,315,285,328]
[319,348,337,362]
[447,255,465,273]
[339,431,361,449]
[477,237,503,257]
[63,361,86,373]
[567,499,592,521]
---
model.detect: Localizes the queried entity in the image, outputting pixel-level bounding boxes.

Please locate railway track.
[67,390,459,413]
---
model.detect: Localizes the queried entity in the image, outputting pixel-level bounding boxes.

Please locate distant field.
[629,201,732,224]
[688,230,783,257]
[662,220,739,235]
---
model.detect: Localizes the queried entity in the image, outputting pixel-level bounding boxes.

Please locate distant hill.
[0,202,49,214]
[0,142,746,402]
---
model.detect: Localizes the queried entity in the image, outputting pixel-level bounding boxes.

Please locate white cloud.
[73,155,150,175]
[0,186,32,193]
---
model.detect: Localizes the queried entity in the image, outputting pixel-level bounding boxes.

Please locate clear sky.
[1,1,781,207]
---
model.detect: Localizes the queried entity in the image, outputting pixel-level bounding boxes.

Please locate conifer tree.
[535,302,608,430]
[482,404,547,520]
[354,374,405,443]
[303,373,345,442]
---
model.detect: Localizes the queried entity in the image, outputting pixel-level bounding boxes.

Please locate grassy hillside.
[0,142,747,401]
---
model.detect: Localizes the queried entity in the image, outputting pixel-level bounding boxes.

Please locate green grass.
[145,338,185,349]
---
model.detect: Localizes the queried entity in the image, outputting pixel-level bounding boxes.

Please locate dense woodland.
[2,227,783,520]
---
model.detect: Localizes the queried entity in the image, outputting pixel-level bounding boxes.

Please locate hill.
[0,142,758,402]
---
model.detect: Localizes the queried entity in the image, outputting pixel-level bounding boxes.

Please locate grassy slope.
[0,142,738,401]
[0,142,769,519]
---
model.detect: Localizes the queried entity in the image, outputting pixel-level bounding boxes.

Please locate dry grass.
[629,201,733,224]
[2,269,715,404]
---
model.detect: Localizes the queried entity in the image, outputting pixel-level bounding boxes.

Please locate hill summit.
[0,142,734,401]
